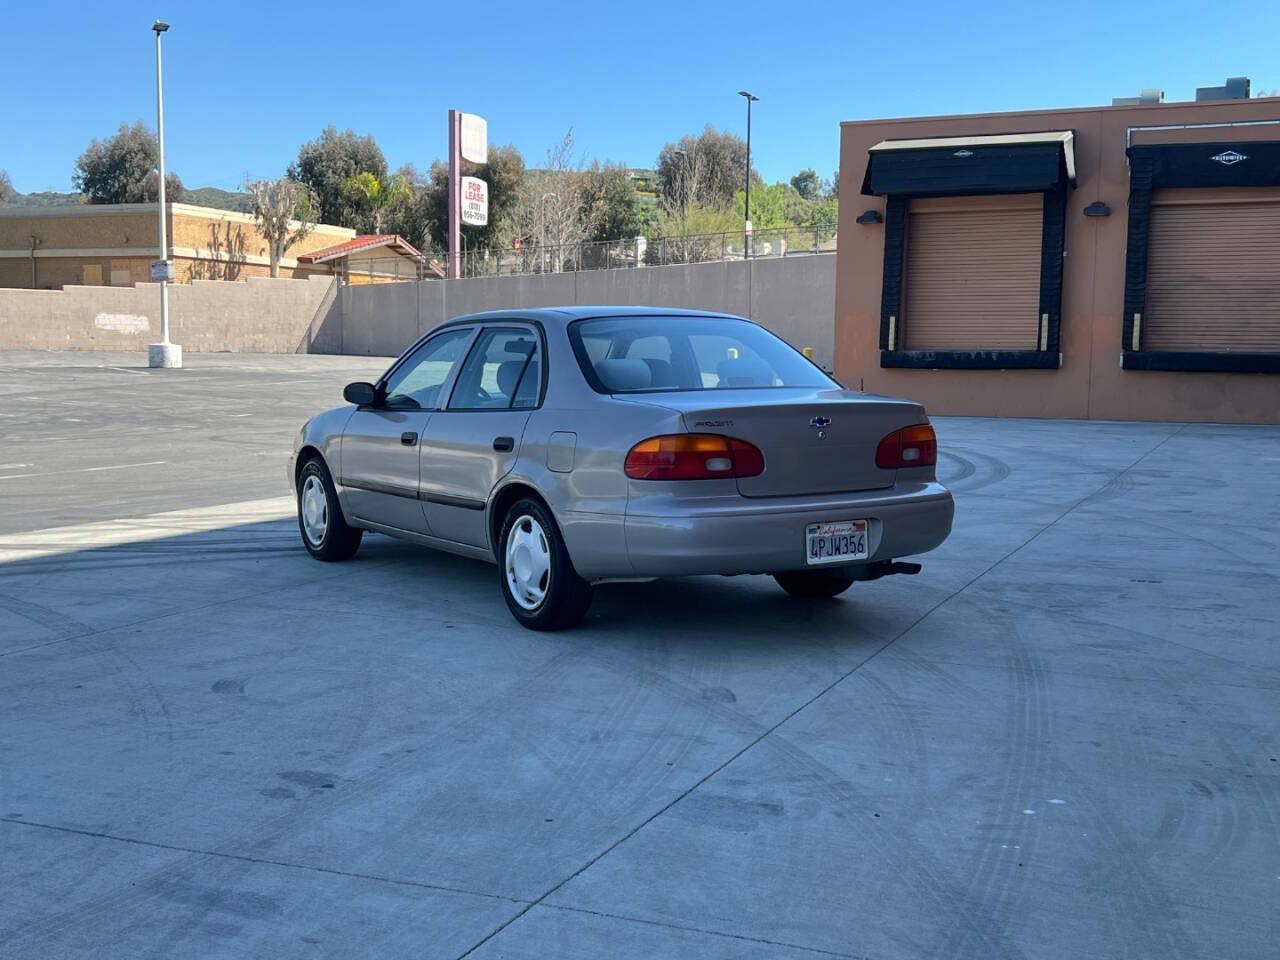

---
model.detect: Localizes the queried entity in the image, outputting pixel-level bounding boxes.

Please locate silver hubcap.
[300,474,328,546]
[506,514,551,610]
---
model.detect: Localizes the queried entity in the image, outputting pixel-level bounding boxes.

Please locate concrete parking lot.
[1,352,1277,959]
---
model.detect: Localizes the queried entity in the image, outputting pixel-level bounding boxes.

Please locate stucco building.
[837,90,1279,423]
[0,202,357,289]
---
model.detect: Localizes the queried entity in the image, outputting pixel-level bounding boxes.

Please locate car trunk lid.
[662,388,927,497]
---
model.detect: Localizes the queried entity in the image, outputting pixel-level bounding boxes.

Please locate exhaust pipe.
[850,559,922,582]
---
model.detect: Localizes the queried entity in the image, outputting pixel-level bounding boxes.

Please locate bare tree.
[246,178,317,278]
[513,129,599,272]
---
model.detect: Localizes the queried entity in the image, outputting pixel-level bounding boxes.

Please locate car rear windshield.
[568,316,836,393]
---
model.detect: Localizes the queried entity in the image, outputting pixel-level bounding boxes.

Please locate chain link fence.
[441,224,836,280]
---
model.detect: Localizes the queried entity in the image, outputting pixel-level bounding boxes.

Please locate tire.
[498,497,593,630]
[297,456,362,562]
[773,568,856,600]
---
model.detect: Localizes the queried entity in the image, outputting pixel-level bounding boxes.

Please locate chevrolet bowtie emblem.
[810,416,832,428]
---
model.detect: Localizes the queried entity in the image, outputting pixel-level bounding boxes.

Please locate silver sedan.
[290,307,954,629]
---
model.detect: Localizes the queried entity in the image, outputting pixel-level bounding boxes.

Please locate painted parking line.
[0,496,296,563]
[0,460,168,481]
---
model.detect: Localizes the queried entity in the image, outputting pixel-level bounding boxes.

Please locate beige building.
[295,234,442,284]
[0,202,357,289]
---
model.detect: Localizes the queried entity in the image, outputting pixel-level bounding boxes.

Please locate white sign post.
[459,113,487,164]
[460,176,489,227]
[449,109,489,278]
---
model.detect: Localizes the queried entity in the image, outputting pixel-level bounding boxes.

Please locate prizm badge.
[809,416,832,428]
[1212,150,1247,165]
[954,149,974,157]
[694,419,733,428]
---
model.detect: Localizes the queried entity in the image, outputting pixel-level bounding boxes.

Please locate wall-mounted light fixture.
[856,210,884,224]
[1083,201,1111,217]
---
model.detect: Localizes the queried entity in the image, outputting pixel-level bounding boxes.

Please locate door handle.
[492,436,515,452]
[401,432,418,446]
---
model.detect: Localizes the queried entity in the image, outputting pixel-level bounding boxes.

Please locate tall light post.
[738,90,758,259]
[148,20,181,368]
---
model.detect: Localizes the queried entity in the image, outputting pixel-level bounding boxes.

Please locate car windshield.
[568,315,836,393]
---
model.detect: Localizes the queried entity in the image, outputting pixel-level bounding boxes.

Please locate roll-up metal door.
[903,193,1042,350]
[1144,187,1280,352]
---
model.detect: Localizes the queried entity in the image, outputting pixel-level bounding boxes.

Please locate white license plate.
[805,519,869,565]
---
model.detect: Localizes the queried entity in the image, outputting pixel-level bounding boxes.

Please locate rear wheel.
[498,498,593,630]
[773,569,856,600]
[297,457,362,561]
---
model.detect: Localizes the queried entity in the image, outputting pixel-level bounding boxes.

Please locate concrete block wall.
[0,276,340,353]
[335,255,836,366]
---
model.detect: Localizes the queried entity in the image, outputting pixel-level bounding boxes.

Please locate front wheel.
[498,498,593,630]
[773,569,856,599]
[297,457,362,561]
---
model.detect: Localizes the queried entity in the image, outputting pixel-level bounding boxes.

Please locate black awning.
[1127,140,1280,189]
[861,131,1076,197]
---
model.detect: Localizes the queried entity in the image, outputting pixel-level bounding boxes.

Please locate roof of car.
[442,306,748,327]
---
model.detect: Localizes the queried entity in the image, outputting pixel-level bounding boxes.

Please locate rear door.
[340,326,475,532]
[419,324,543,547]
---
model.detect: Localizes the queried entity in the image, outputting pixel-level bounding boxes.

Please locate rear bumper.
[619,481,955,578]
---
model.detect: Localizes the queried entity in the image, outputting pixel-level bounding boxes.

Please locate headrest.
[594,358,652,391]
[716,357,775,387]
[497,360,527,397]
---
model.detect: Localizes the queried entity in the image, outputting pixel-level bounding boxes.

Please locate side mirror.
[343,381,378,406]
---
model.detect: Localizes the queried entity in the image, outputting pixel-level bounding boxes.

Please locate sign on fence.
[461,177,489,226]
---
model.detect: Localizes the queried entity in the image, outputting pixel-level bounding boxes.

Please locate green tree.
[0,170,14,203]
[808,197,839,229]
[381,164,437,255]
[287,126,387,227]
[656,125,759,212]
[581,162,649,241]
[830,169,840,198]
[343,171,411,234]
[790,168,820,200]
[73,121,185,204]
[422,143,526,251]
[735,182,795,229]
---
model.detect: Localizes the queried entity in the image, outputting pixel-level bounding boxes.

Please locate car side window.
[447,327,542,411]
[382,328,473,410]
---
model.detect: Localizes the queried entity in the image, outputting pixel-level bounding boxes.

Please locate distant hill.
[2,186,252,212]
[184,186,252,213]
[3,190,84,207]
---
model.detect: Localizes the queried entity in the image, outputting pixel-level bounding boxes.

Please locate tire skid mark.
[940,646,1046,960]
[937,450,976,486]
[942,448,1012,495]
[578,656,1033,960]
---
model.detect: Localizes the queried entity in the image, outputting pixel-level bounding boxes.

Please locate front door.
[340,326,476,533]
[420,325,543,547]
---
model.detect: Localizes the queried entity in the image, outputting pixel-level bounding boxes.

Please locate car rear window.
[568,316,835,394]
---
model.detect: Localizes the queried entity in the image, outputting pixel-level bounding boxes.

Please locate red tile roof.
[297,234,427,264]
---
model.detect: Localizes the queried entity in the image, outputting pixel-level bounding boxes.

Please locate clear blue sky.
[3,0,1277,194]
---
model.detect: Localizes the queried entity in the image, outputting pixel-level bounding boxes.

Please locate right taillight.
[876,423,937,469]
[625,434,765,480]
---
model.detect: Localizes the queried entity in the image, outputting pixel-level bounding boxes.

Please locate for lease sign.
[461,176,488,226]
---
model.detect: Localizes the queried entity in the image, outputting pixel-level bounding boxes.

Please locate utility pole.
[738,90,759,260]
[148,20,181,368]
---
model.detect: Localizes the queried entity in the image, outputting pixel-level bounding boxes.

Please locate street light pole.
[738,90,758,259]
[148,20,181,368]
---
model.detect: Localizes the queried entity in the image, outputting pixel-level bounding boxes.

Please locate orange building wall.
[836,98,1280,424]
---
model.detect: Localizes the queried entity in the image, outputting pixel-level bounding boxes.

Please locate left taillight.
[875,423,938,469]
[625,434,765,480]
